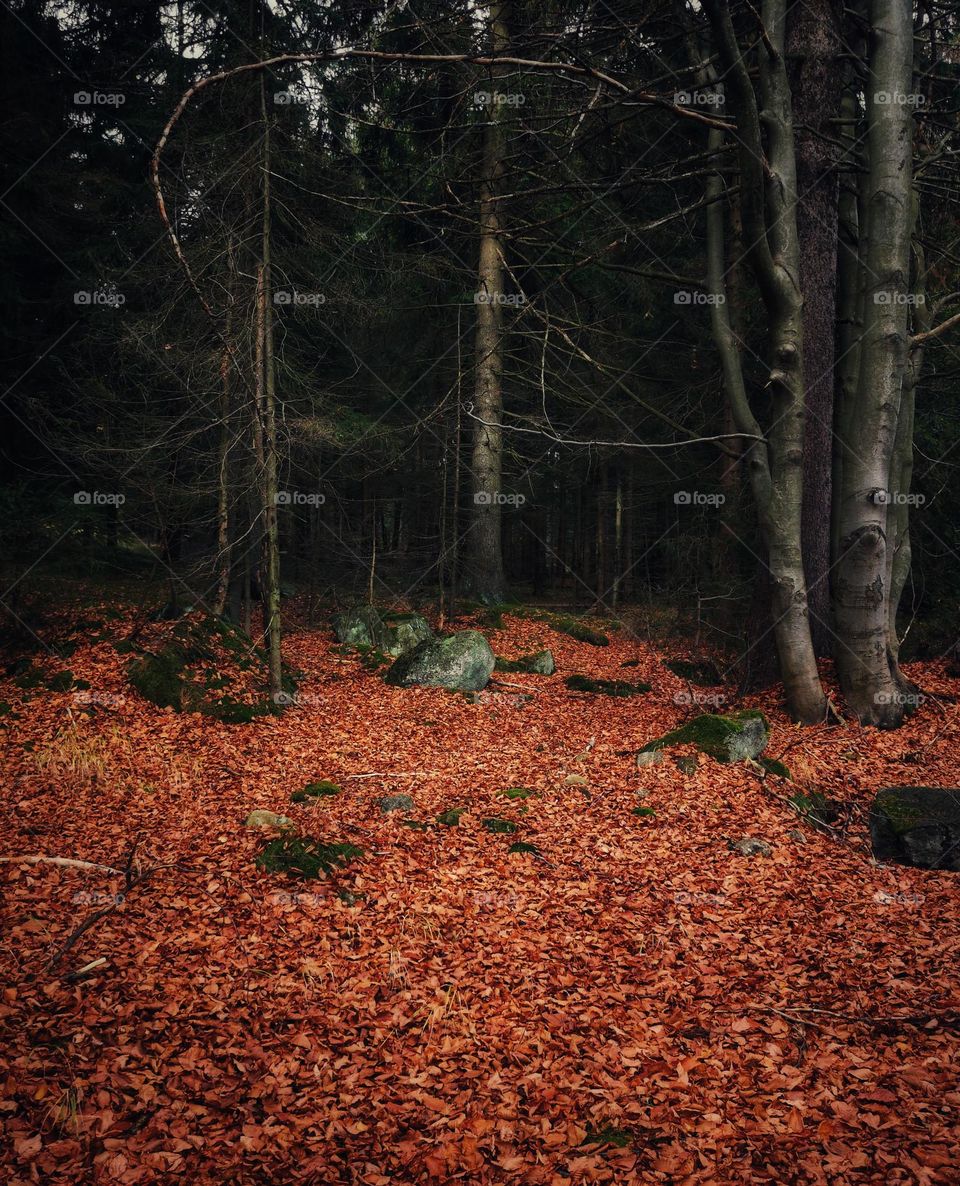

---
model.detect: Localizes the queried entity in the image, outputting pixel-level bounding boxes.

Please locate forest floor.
[1,598,959,1185]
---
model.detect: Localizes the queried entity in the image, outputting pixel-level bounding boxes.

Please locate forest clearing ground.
[1,605,959,1185]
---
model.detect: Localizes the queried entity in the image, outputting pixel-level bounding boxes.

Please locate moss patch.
[640,710,768,763]
[664,658,722,686]
[581,1125,632,1149]
[128,612,293,723]
[508,841,541,856]
[565,674,651,697]
[437,808,466,826]
[483,818,518,834]
[256,836,363,879]
[291,780,341,803]
[501,786,536,800]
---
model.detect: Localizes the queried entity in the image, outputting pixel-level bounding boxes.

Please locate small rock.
[636,750,663,769]
[787,829,807,843]
[244,810,293,829]
[674,755,698,775]
[563,774,589,786]
[379,794,415,814]
[728,836,772,857]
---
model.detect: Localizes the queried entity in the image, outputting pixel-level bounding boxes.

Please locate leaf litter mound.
[1,603,960,1184]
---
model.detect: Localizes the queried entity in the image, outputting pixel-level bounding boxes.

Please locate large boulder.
[331,606,384,649]
[384,630,495,691]
[332,608,433,657]
[381,614,433,657]
[638,711,769,764]
[869,786,960,871]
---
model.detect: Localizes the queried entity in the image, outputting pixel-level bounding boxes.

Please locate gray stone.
[331,606,384,649]
[244,810,294,829]
[379,794,415,814]
[381,614,433,657]
[636,749,663,769]
[384,630,495,692]
[728,836,772,857]
[869,786,960,871]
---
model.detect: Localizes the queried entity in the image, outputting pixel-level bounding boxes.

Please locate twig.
[342,771,435,780]
[0,855,124,876]
[746,1003,960,1032]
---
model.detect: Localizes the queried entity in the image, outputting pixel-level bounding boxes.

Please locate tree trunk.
[463,1,510,604]
[258,74,283,698]
[787,0,842,656]
[833,0,915,726]
[703,0,826,723]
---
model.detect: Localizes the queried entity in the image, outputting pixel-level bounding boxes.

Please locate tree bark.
[463,1,510,604]
[833,0,915,726]
[704,0,826,724]
[786,0,842,656]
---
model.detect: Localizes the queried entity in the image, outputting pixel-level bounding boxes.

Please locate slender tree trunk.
[258,74,283,698]
[833,0,915,726]
[463,1,510,604]
[787,0,842,656]
[213,236,237,618]
[704,0,826,723]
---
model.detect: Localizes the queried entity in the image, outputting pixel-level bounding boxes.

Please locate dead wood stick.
[0,855,123,875]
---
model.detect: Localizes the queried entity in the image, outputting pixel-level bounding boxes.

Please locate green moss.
[873,788,928,834]
[13,662,45,690]
[787,790,841,827]
[128,613,295,722]
[256,836,363,879]
[291,780,341,804]
[437,807,466,826]
[582,1125,632,1149]
[639,710,768,761]
[128,645,188,709]
[359,648,392,671]
[759,757,791,779]
[565,674,651,697]
[501,786,536,800]
[632,805,657,818]
[508,841,541,856]
[548,615,609,646]
[483,818,518,834]
[664,658,722,686]
[400,819,431,831]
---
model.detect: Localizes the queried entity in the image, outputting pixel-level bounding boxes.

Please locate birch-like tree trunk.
[704,0,826,724]
[833,0,915,726]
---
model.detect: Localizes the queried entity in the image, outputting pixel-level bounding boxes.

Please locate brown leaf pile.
[1,606,959,1184]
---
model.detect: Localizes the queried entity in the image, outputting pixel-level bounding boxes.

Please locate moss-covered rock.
[331,606,384,649]
[494,649,555,675]
[379,793,415,814]
[332,608,432,657]
[565,674,651,697]
[869,786,960,870]
[437,807,466,826]
[384,630,495,692]
[381,613,433,657]
[639,710,769,763]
